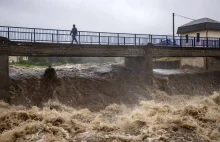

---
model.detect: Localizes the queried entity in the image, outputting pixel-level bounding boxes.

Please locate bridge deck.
[1,26,220,57]
[1,41,220,57]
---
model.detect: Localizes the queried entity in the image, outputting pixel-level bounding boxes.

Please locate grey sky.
[0,0,219,35]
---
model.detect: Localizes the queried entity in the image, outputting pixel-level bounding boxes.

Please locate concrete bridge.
[1,26,220,102]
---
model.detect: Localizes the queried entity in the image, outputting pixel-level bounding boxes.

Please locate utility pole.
[172,13,195,46]
[173,13,175,46]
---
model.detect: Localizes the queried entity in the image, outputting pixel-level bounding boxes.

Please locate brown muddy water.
[0,63,220,142]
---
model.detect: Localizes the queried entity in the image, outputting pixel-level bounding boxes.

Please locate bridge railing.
[0,26,220,48]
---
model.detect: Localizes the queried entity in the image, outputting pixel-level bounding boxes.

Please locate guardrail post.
[206,37,208,47]
[151,35,153,43]
[7,27,10,40]
[180,36,182,47]
[124,37,126,45]
[79,31,81,44]
[193,37,196,47]
[31,33,32,42]
[135,34,136,45]
[117,33,119,45]
[57,30,59,43]
[166,36,168,46]
[52,34,54,43]
[34,29,36,42]
[219,38,220,47]
[99,32,100,45]
[90,36,92,44]
[108,36,110,45]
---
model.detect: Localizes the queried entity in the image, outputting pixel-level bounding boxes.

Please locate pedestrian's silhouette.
[70,24,78,44]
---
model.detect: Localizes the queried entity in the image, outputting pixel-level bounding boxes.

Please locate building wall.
[180,30,220,38]
[180,30,207,37]
[22,56,28,61]
[207,31,220,38]
[8,56,28,63]
[180,30,220,70]
[9,56,19,63]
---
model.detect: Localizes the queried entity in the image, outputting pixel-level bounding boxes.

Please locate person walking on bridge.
[70,24,78,44]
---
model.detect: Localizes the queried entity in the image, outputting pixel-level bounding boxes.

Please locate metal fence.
[0,26,220,48]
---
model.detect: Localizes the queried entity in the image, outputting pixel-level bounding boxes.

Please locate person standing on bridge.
[70,24,78,44]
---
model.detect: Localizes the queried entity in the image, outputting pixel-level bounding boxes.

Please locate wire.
[174,13,195,21]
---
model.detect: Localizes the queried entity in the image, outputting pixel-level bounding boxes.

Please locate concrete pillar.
[125,54,153,86]
[0,54,9,102]
[146,54,153,86]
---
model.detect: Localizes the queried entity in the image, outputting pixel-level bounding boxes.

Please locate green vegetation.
[12,64,47,68]
[10,57,117,68]
[154,57,180,62]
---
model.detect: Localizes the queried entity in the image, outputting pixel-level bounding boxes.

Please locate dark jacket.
[70,28,78,36]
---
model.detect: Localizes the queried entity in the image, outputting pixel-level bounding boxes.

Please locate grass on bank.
[154,57,180,62]
[11,64,47,68]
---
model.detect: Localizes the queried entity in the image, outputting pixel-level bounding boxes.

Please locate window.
[186,35,189,43]
[197,33,200,42]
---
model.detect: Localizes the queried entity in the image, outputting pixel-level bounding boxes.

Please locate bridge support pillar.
[125,54,153,86]
[0,54,9,102]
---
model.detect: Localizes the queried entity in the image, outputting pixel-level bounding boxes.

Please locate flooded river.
[0,63,220,141]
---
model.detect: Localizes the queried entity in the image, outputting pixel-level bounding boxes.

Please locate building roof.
[182,18,220,26]
[177,18,220,34]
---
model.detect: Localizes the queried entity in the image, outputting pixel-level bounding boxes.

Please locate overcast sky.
[0,0,220,35]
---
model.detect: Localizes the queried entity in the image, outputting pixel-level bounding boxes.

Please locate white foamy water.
[0,93,220,142]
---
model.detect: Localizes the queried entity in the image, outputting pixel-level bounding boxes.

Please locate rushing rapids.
[0,63,220,141]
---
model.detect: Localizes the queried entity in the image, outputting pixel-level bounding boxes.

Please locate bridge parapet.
[1,26,220,48]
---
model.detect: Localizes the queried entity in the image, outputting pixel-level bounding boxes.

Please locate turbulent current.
[0,63,220,142]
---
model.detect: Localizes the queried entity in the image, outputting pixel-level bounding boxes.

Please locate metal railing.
[1,26,220,48]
